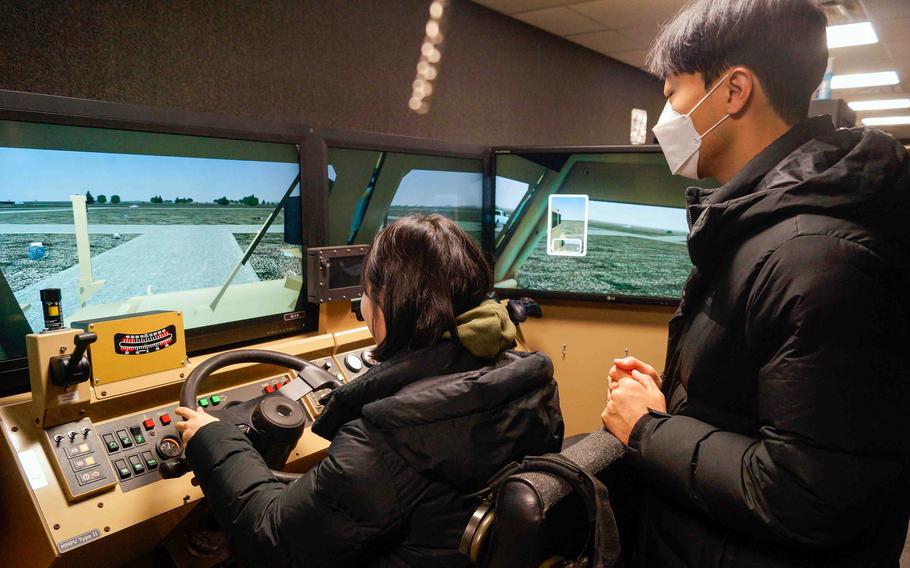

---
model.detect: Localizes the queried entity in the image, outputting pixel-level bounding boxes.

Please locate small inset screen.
[329,255,364,290]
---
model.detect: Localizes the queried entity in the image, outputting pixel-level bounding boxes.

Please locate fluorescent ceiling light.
[831,71,900,89]
[862,116,910,126]
[849,98,910,111]
[827,22,878,48]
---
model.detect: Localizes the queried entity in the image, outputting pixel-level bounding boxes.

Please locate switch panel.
[43,417,117,502]
[332,347,376,384]
[95,374,313,493]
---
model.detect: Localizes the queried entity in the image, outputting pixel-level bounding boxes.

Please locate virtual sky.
[0,147,299,203]
[496,176,688,233]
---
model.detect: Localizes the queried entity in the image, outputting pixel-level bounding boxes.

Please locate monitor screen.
[494,149,707,303]
[326,147,483,246]
[328,255,364,290]
[0,119,305,370]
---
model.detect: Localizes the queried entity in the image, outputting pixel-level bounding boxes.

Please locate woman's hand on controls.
[174,406,219,445]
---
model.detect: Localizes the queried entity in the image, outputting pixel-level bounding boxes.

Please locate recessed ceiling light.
[827,22,878,49]
[862,116,910,126]
[831,71,900,89]
[849,98,910,111]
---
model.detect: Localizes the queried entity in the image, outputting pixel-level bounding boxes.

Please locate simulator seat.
[460,429,626,568]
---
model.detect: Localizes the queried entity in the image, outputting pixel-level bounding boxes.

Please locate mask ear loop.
[687,71,733,139]
[698,112,731,140]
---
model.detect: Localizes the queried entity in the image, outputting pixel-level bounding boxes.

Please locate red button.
[275,382,282,390]
[264,385,275,394]
[160,414,172,426]
[143,419,155,430]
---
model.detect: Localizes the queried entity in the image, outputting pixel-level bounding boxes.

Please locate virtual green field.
[516,234,690,298]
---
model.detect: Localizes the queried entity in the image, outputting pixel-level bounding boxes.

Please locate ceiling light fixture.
[409,0,448,115]
[831,71,899,89]
[827,22,878,49]
[862,116,910,126]
[849,98,910,111]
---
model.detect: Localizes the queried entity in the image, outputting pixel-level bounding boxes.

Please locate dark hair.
[362,214,491,360]
[648,0,828,125]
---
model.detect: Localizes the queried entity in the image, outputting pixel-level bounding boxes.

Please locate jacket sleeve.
[186,419,403,567]
[628,235,910,546]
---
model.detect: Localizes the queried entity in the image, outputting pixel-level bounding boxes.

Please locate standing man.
[601,0,910,566]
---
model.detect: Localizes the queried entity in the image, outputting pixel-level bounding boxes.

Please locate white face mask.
[653,74,732,179]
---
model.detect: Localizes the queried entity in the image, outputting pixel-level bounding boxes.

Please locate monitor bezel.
[492,144,685,308]
[0,90,319,396]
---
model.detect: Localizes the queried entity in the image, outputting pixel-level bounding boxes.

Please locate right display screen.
[494,149,709,302]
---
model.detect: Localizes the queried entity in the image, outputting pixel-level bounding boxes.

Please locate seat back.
[462,429,626,568]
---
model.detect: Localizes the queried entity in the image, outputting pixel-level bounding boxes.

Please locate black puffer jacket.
[628,116,910,567]
[186,342,563,567]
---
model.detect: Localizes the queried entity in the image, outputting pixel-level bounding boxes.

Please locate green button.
[118,467,130,479]
[198,398,209,408]
[132,462,144,473]
[146,458,158,469]
[134,434,145,444]
[210,395,222,406]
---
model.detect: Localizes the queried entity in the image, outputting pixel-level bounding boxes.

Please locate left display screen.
[0,119,304,368]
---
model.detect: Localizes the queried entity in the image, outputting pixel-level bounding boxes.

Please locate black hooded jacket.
[627,116,910,567]
[185,341,563,567]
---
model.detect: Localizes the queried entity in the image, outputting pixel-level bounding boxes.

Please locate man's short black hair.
[648,0,829,125]
[362,213,491,360]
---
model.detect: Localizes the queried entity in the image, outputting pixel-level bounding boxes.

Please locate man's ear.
[725,67,754,117]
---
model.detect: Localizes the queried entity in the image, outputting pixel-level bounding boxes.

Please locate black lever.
[50,332,98,388]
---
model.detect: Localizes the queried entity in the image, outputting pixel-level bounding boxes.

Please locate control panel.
[338,347,378,382]
[43,417,118,501]
[1,306,380,567]
[302,349,377,417]
[95,373,306,493]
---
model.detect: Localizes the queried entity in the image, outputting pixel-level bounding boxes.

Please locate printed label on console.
[57,528,101,553]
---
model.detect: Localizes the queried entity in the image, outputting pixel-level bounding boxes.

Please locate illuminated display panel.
[0,116,309,392]
[494,148,712,304]
[326,146,484,246]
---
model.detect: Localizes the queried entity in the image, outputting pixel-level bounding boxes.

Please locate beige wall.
[518,299,675,436]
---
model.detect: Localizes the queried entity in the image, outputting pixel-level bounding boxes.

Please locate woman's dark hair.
[362,214,491,360]
[648,0,828,125]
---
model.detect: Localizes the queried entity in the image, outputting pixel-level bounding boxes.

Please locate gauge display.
[157,436,183,459]
[115,325,177,355]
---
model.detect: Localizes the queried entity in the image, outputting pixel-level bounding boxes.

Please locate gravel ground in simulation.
[233,233,302,281]
[0,233,139,292]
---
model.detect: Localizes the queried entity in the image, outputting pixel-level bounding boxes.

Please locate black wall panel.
[0,0,664,146]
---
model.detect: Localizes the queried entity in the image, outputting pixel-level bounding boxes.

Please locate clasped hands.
[601,357,667,445]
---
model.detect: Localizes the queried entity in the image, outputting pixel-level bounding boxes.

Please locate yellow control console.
[0,306,375,567]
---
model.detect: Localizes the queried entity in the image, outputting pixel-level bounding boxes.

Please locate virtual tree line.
[83,191,265,206]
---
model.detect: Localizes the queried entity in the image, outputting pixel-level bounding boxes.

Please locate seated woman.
[175,214,564,567]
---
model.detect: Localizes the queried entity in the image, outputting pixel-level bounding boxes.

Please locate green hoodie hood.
[445,300,517,359]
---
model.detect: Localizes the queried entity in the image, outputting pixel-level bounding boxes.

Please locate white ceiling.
[473,0,910,139]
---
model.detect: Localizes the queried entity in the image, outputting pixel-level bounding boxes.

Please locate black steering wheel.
[159,349,343,483]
